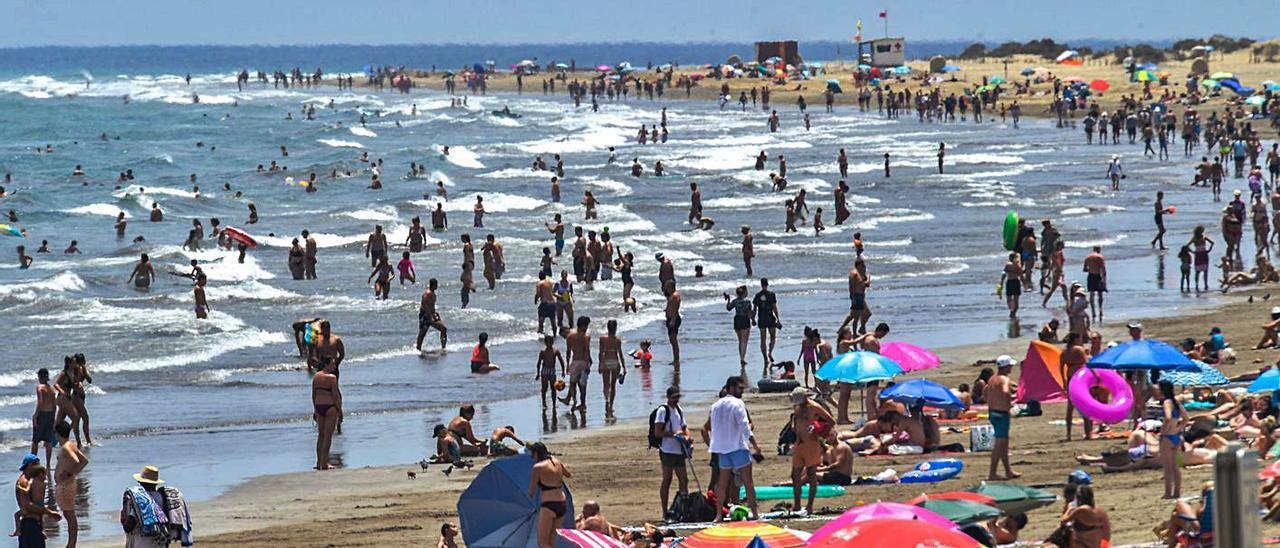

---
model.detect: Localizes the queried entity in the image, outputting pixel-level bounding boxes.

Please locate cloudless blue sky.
[2,0,1275,47]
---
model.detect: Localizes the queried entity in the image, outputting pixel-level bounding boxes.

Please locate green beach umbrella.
[964,482,1057,515]
[1210,71,1235,80]
[916,499,1003,525]
[1246,96,1265,106]
[1135,70,1155,82]
[1201,79,1220,88]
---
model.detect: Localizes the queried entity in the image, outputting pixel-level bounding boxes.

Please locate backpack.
[648,405,671,450]
[776,413,797,454]
[668,491,717,524]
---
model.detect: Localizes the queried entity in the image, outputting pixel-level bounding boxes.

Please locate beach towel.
[160,486,194,546]
[124,486,168,537]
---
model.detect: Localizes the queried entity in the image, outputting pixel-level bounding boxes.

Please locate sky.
[2,0,1275,47]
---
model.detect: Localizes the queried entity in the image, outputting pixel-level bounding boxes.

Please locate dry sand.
[106,287,1280,547]
[402,49,1279,121]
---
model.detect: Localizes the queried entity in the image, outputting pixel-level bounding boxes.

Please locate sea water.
[0,53,1234,540]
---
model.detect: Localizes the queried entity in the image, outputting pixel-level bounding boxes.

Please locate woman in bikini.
[1158,380,1188,499]
[53,357,82,444]
[1060,485,1110,547]
[528,442,571,548]
[1190,225,1215,292]
[70,353,93,445]
[312,357,341,470]
[597,320,626,416]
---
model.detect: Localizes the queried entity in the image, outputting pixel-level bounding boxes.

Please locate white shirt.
[654,405,686,455]
[707,396,751,454]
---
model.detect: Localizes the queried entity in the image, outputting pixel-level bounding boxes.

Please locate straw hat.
[133,465,164,485]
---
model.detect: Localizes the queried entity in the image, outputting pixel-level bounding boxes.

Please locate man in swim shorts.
[983,356,1021,480]
[664,280,681,367]
[31,369,56,464]
[561,316,592,411]
[535,272,557,334]
[416,279,448,351]
[1083,245,1107,321]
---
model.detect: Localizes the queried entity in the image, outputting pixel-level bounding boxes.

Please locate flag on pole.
[879,10,887,18]
[854,19,862,42]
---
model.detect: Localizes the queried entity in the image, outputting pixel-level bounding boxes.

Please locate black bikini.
[538,480,566,518]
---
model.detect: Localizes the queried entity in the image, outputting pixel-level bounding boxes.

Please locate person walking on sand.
[1061,333,1093,441]
[789,387,833,516]
[54,420,88,548]
[984,356,1020,480]
[702,376,761,521]
[312,356,341,470]
[120,465,192,547]
[653,386,690,518]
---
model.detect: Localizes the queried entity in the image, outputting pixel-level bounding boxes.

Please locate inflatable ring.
[757,378,800,393]
[900,459,964,484]
[1068,367,1133,423]
[1002,211,1019,251]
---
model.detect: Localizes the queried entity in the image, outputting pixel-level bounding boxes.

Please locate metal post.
[1213,442,1260,547]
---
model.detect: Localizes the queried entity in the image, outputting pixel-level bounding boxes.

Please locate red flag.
[879,10,887,18]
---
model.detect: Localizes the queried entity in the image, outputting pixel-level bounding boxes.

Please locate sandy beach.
[134,285,1280,548]
[402,47,1280,122]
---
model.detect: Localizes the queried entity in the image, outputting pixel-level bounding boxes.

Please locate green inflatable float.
[1002,211,1019,251]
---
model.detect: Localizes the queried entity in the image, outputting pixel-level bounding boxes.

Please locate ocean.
[0,44,1232,541]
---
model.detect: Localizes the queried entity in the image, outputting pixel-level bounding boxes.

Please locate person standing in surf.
[127,253,155,290]
[417,279,448,351]
[664,280,682,367]
[598,320,626,416]
[741,226,755,277]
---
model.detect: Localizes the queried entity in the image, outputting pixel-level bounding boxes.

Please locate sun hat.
[133,465,164,485]
[789,386,811,405]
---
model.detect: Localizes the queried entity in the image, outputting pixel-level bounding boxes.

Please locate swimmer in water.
[582,191,598,220]
[127,253,155,290]
[813,208,825,236]
[630,158,643,177]
[149,203,163,222]
[368,254,394,300]
[36,240,48,253]
[398,251,417,285]
[436,181,448,197]
[64,240,80,254]
[469,332,501,374]
[416,279,448,351]
[193,276,209,319]
[16,245,33,269]
[460,261,476,308]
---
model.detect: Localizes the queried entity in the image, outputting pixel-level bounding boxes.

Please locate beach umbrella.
[915,499,1002,525]
[825,79,843,94]
[1089,79,1110,92]
[1248,369,1280,394]
[1163,360,1230,386]
[809,62,824,68]
[1263,80,1277,87]
[595,64,612,72]
[906,492,997,506]
[805,519,980,548]
[0,224,25,237]
[458,454,574,547]
[941,64,961,73]
[558,529,628,548]
[1268,84,1280,92]
[1020,67,1035,76]
[1261,461,1280,479]
[554,63,569,69]
[678,521,806,548]
[855,63,872,71]
[1210,71,1236,81]
[1087,339,1198,371]
[816,351,903,384]
[989,76,1007,85]
[1156,70,1171,79]
[1202,79,1221,88]
[1246,96,1266,106]
[879,341,940,372]
[964,482,1056,515]
[658,64,672,70]
[1135,70,1155,82]
[1138,63,1159,71]
[878,379,966,410]
[892,65,910,75]
[1054,50,1079,62]
[810,502,957,542]
[1062,76,1084,83]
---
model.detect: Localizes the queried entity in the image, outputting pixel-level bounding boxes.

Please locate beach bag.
[970,424,995,452]
[777,414,797,454]
[668,491,717,524]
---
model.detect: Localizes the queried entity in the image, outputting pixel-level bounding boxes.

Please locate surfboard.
[223,226,258,248]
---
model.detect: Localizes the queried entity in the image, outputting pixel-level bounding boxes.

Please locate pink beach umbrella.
[809,502,957,543]
[558,528,629,548]
[880,341,940,372]
[595,64,613,72]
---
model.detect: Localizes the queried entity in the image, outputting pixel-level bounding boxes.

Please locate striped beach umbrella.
[676,522,806,548]
[558,529,629,548]
[1163,360,1229,386]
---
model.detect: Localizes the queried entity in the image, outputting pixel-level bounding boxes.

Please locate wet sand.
[113,286,1280,547]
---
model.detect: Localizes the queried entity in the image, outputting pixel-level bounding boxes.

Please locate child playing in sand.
[397,251,417,285]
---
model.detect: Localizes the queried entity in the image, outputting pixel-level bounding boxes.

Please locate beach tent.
[1055,50,1083,66]
[458,454,574,547]
[1015,340,1065,404]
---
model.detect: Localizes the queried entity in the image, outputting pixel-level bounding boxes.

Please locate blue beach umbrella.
[458,454,574,547]
[816,351,903,384]
[1020,67,1036,76]
[1163,360,1230,386]
[942,64,961,72]
[892,65,911,75]
[1087,339,1198,371]
[878,379,967,410]
[826,79,843,93]
[1248,369,1280,394]
[1266,84,1280,92]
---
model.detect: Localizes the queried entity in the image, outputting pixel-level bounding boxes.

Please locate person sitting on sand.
[1060,485,1111,546]
[430,424,470,471]
[1158,482,1213,546]
[446,405,489,457]
[576,501,624,540]
[1075,420,1161,472]
[489,425,526,456]
[816,436,854,485]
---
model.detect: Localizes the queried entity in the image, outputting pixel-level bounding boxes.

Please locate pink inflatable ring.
[1068,367,1133,423]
